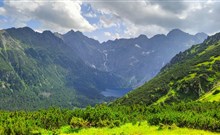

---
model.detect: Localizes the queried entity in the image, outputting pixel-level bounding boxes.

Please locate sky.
[0,0,220,42]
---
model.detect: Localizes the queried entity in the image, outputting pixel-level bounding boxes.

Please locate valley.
[101,88,132,97]
[1,0,220,134]
[63,29,207,88]
[0,30,220,135]
[0,27,207,110]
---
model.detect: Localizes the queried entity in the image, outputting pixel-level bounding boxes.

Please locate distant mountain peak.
[169,28,184,33]
[64,29,100,45]
[66,30,83,36]
[137,34,148,39]
[42,30,59,40]
[151,34,166,39]
[75,30,83,34]
[69,29,74,32]
[54,32,63,39]
[6,26,35,34]
[167,29,186,37]
[42,30,53,35]
[195,32,207,36]
[194,32,208,42]
[195,32,208,37]
[18,26,34,32]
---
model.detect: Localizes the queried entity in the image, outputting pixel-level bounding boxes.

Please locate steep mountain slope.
[62,30,105,70]
[115,32,220,105]
[63,29,207,88]
[0,27,124,110]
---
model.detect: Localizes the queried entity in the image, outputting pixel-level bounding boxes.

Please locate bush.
[70,117,89,129]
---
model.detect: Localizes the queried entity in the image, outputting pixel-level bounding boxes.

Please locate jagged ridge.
[115,32,220,105]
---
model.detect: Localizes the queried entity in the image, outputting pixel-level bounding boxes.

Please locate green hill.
[115,32,220,105]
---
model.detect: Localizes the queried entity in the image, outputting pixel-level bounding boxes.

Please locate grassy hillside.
[115,32,220,105]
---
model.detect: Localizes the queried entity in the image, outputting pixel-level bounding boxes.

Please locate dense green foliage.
[0,102,219,134]
[115,32,220,105]
[147,102,220,132]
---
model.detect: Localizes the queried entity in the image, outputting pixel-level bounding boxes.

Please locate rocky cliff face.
[63,29,208,88]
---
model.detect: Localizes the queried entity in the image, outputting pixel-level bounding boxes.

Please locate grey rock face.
[62,29,208,88]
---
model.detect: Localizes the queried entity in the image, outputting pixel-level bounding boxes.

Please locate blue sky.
[81,3,126,42]
[0,0,220,42]
[0,1,3,6]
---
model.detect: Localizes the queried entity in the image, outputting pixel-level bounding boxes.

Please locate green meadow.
[39,122,219,135]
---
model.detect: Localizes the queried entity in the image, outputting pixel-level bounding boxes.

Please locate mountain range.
[0,27,208,110]
[62,29,207,88]
[0,27,124,110]
[115,32,220,105]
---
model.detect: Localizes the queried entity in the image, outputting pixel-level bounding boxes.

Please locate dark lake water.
[101,88,132,97]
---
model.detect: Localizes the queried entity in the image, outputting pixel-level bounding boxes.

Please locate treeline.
[0,102,220,134]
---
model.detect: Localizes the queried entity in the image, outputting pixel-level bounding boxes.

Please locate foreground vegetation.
[0,102,219,134]
[55,122,219,135]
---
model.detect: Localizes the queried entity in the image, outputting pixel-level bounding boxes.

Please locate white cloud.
[90,1,179,28]
[89,0,220,37]
[84,12,97,18]
[88,0,181,38]
[92,36,98,40]
[97,11,123,29]
[99,16,118,28]
[124,21,167,38]
[1,0,95,32]
[114,33,120,39]
[104,31,120,40]
[1,0,220,41]
[0,7,5,14]
[104,32,111,36]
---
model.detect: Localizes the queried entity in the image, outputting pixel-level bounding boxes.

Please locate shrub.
[70,117,89,129]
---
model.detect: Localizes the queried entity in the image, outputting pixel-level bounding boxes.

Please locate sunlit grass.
[199,82,220,102]
[155,88,175,104]
[198,45,216,56]
[56,121,219,135]
[199,91,220,102]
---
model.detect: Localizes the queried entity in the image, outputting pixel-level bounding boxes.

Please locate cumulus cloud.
[99,15,118,28]
[0,0,95,32]
[90,1,180,28]
[89,0,220,37]
[0,7,5,14]
[104,31,120,40]
[124,22,167,38]
[104,32,111,36]
[1,0,220,41]
[84,12,97,18]
[85,6,121,29]
[147,0,188,14]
